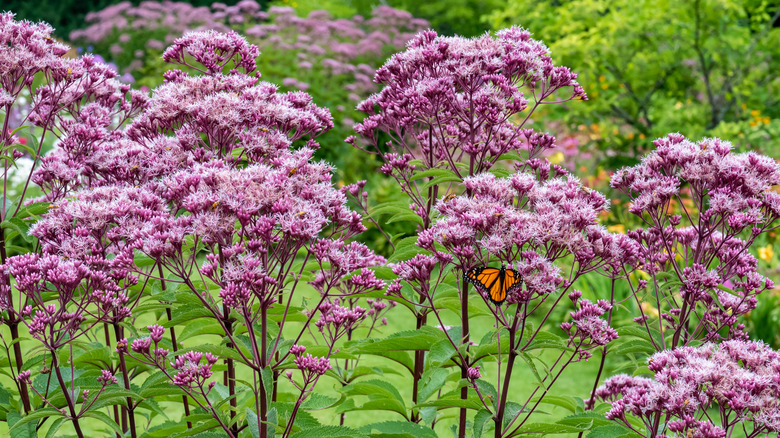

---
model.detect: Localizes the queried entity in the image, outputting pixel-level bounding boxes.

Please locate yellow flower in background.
[758,244,774,262]
[607,224,625,234]
[640,301,659,318]
[751,109,761,117]
[549,152,564,164]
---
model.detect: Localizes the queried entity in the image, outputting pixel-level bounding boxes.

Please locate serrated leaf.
[425,339,456,368]
[359,420,438,438]
[557,412,613,430]
[415,396,483,410]
[289,425,366,438]
[508,422,585,436]
[418,368,449,402]
[473,408,492,438]
[301,393,342,410]
[585,424,640,438]
[345,326,446,355]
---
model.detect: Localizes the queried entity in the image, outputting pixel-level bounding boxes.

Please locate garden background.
[1,0,780,437]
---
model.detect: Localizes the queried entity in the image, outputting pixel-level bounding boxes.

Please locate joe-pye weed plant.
[348,28,641,438]
[2,9,780,438]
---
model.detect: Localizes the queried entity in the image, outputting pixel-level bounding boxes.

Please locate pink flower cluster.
[612,134,780,343]
[598,340,780,437]
[417,171,637,303]
[351,28,586,183]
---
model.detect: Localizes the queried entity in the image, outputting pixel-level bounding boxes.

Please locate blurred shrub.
[0,0,254,38]
[489,0,780,167]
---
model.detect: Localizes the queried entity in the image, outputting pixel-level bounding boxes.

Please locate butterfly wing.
[465,267,506,304]
[500,269,523,303]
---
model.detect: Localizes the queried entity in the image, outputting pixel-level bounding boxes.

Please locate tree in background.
[489,0,780,167]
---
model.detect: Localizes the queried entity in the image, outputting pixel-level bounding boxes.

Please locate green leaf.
[341,379,406,410]
[531,395,579,413]
[290,425,367,438]
[83,410,124,436]
[261,367,273,415]
[617,326,663,348]
[368,202,411,218]
[419,174,462,190]
[15,202,50,219]
[345,327,446,355]
[425,339,456,368]
[386,211,424,226]
[508,422,586,436]
[557,412,613,430]
[336,398,407,419]
[415,396,483,410]
[247,408,261,438]
[410,168,455,180]
[359,420,439,438]
[585,424,640,438]
[418,368,450,402]
[301,393,342,410]
[178,320,225,340]
[473,409,492,438]
[517,352,545,389]
[9,408,62,435]
[164,307,215,327]
[0,218,32,243]
[44,417,67,438]
[266,407,278,438]
[612,339,656,356]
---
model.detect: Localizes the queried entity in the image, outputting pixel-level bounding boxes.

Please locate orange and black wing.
[496,269,523,304]
[464,267,503,304]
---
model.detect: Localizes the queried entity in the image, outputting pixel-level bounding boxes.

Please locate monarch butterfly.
[464,265,522,305]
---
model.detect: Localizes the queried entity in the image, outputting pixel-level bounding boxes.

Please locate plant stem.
[103,323,121,437]
[159,265,192,428]
[114,323,137,438]
[9,321,32,413]
[259,304,269,438]
[1,229,31,414]
[411,310,427,423]
[52,351,84,438]
[495,327,517,438]
[223,303,238,437]
[459,279,470,438]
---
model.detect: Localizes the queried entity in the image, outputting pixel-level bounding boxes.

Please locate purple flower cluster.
[419,171,636,304]
[351,28,586,188]
[314,298,367,344]
[612,134,780,345]
[70,1,237,47]
[562,291,618,359]
[598,340,780,437]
